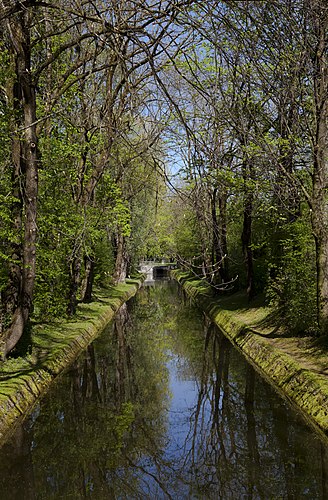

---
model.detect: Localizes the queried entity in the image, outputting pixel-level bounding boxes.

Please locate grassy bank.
[173,270,328,438]
[0,279,142,445]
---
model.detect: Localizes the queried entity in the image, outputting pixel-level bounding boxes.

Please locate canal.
[0,279,327,499]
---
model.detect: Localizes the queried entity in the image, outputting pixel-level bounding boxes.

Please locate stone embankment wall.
[0,279,142,445]
[173,271,328,439]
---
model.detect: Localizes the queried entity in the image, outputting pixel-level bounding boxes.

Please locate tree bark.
[241,160,255,300]
[211,187,229,283]
[113,233,129,284]
[67,254,82,317]
[309,0,328,332]
[81,255,95,303]
[1,5,38,358]
[219,188,229,281]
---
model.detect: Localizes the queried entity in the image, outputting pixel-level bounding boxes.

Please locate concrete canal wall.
[173,270,328,439]
[0,279,142,445]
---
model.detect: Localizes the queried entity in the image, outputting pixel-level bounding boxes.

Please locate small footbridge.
[138,260,176,282]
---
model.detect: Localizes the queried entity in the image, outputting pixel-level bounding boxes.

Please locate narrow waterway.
[0,279,328,499]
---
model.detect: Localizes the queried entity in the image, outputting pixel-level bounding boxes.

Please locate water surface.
[0,280,327,499]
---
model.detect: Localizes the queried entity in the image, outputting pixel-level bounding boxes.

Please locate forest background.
[0,0,327,357]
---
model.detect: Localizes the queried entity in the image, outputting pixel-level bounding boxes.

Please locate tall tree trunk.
[67,253,82,317]
[241,160,255,300]
[211,187,229,283]
[275,13,301,225]
[309,0,328,332]
[113,232,128,284]
[275,124,300,224]
[81,255,95,303]
[211,188,225,282]
[1,5,38,358]
[219,192,228,273]
[73,65,116,305]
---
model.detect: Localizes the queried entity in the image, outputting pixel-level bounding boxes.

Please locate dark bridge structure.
[139,261,176,282]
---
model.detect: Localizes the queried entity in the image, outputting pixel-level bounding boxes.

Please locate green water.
[0,280,327,499]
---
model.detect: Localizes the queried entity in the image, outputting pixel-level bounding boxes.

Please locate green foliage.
[0,192,19,293]
[0,50,16,297]
[266,219,317,334]
[130,192,177,263]
[34,146,132,319]
[34,167,76,319]
[174,208,202,260]
[93,235,116,287]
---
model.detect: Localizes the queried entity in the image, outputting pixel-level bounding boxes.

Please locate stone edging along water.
[173,270,328,439]
[0,279,142,445]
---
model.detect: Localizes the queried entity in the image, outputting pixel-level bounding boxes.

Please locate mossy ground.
[173,270,328,439]
[0,279,142,445]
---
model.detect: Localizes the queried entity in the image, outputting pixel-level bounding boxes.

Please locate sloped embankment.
[173,270,328,438]
[0,279,142,445]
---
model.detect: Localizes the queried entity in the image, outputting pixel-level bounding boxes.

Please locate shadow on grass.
[0,351,55,383]
[215,290,265,311]
[308,336,328,362]
[210,291,305,340]
[0,282,139,387]
[0,326,76,383]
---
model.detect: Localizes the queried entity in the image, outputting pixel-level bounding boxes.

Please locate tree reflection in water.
[0,280,327,499]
